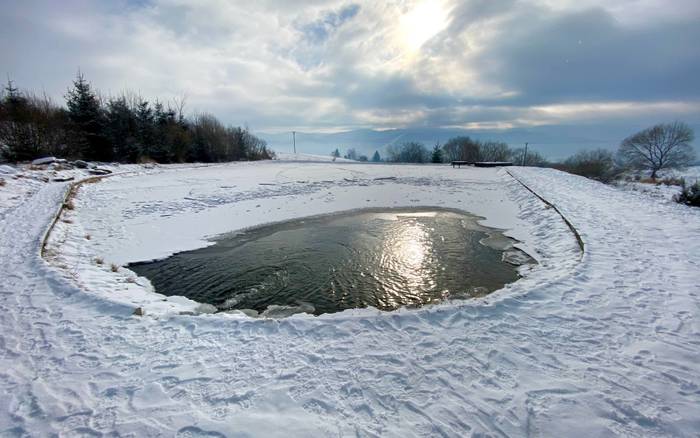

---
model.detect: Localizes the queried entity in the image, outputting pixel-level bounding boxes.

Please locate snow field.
[1,159,698,436]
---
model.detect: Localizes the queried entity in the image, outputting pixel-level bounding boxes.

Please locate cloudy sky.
[2,0,699,156]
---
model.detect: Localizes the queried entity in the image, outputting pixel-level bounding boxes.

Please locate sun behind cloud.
[398,0,449,53]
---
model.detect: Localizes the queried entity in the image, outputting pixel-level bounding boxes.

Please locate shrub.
[638,177,685,186]
[659,177,685,186]
[674,180,700,207]
[557,149,619,182]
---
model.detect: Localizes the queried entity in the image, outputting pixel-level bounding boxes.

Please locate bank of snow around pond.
[1,158,699,436]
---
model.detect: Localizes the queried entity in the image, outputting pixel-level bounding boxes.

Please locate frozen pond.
[130,208,529,316]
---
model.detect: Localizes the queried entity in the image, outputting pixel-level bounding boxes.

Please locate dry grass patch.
[110,263,119,272]
[638,177,685,186]
[95,257,104,265]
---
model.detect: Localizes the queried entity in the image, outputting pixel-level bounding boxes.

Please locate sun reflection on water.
[381,216,438,306]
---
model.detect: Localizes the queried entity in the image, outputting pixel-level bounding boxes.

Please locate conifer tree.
[65,72,111,160]
[431,143,443,163]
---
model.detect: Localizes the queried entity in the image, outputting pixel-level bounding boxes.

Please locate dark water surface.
[130,208,525,316]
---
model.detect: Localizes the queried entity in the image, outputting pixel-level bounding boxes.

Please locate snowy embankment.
[1,159,699,436]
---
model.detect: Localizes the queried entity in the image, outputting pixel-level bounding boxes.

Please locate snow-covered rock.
[31,156,57,165]
[0,164,16,174]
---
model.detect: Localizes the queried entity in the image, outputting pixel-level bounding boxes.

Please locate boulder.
[73,160,89,169]
[31,156,57,165]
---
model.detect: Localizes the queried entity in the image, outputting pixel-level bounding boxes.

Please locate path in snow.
[1,163,699,436]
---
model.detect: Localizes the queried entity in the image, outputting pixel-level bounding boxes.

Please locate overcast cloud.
[1,0,699,153]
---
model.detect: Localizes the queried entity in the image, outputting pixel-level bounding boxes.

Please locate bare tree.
[618,122,695,178]
[480,141,510,162]
[171,92,188,124]
[441,136,479,162]
[558,148,618,182]
[386,141,429,163]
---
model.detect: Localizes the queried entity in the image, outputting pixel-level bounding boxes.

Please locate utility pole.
[292,131,296,154]
[522,142,528,166]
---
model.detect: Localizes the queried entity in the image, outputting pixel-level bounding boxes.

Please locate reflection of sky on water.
[131,209,522,315]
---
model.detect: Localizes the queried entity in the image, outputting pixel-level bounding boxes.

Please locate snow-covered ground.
[274,152,355,162]
[616,165,700,203]
[664,164,700,183]
[1,159,699,436]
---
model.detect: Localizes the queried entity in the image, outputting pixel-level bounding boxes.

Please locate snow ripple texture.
[1,162,699,437]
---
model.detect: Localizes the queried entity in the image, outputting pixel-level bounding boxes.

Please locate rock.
[49,162,73,171]
[73,160,89,169]
[0,165,17,174]
[133,307,145,316]
[31,156,57,165]
[52,176,75,182]
[88,168,112,176]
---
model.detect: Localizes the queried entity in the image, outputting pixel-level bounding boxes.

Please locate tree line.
[333,137,548,166]
[332,122,695,184]
[0,74,274,163]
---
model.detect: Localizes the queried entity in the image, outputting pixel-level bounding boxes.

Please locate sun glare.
[398,1,449,52]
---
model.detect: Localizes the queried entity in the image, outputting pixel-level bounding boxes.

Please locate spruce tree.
[106,96,139,162]
[135,99,155,160]
[65,73,111,161]
[371,150,381,162]
[431,143,443,163]
[0,80,36,161]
